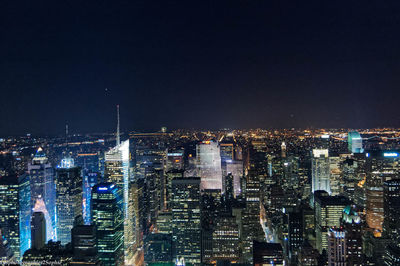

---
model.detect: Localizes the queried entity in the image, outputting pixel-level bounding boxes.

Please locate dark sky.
[2,1,400,135]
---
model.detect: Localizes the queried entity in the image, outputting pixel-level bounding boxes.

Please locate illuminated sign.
[384,152,399,157]
[98,187,108,191]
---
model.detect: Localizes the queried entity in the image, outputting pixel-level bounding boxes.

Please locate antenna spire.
[116,105,120,146]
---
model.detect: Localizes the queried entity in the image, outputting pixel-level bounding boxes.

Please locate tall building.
[314,193,350,253]
[365,151,400,235]
[104,139,133,263]
[55,157,83,245]
[383,179,400,240]
[0,174,31,261]
[196,140,223,190]
[144,233,172,264]
[288,211,303,261]
[31,212,46,250]
[348,131,364,153]
[171,177,201,265]
[212,215,240,262]
[328,227,347,265]
[312,149,331,194]
[28,147,56,242]
[341,205,363,265]
[91,183,124,266]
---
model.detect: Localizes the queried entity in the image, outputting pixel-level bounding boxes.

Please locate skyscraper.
[0,174,31,261]
[328,227,347,265]
[28,147,56,242]
[91,183,124,266]
[311,149,331,194]
[104,139,133,263]
[314,193,350,253]
[55,157,83,245]
[171,177,201,265]
[196,140,223,190]
[365,151,400,235]
[383,179,400,240]
[348,131,364,153]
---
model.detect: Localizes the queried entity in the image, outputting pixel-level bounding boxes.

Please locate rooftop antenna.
[116,105,120,146]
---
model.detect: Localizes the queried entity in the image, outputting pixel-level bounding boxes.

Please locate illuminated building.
[55,157,83,245]
[156,211,172,234]
[328,227,346,265]
[383,179,400,240]
[83,172,100,225]
[253,241,284,266]
[223,160,243,197]
[341,205,363,265]
[171,177,201,265]
[104,139,133,263]
[298,241,319,266]
[314,193,350,253]
[31,212,46,250]
[144,233,172,264]
[165,170,184,211]
[22,240,73,264]
[281,141,287,158]
[312,149,331,194]
[348,131,364,153]
[365,151,400,234]
[220,143,234,162]
[0,174,31,262]
[329,154,342,196]
[242,146,267,264]
[212,215,240,262]
[196,140,223,190]
[28,147,56,242]
[91,183,124,266]
[384,244,400,266]
[288,211,303,261]
[166,150,184,171]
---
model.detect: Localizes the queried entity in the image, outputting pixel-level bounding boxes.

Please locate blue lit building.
[0,174,31,262]
[91,183,124,266]
[348,131,364,153]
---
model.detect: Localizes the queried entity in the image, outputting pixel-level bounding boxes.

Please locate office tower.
[348,131,364,153]
[328,227,346,265]
[224,160,243,197]
[104,138,134,263]
[329,154,341,196]
[55,157,83,245]
[212,215,240,262]
[312,149,331,194]
[365,151,400,235]
[31,212,46,250]
[130,181,143,250]
[91,183,124,266]
[165,169,184,210]
[0,229,14,262]
[171,177,201,265]
[71,224,99,265]
[242,146,267,264]
[144,233,172,264]
[223,173,234,202]
[166,150,184,171]
[281,141,287,158]
[342,205,363,265]
[220,142,234,162]
[0,174,31,261]
[253,241,284,266]
[28,147,56,242]
[282,156,299,190]
[288,211,303,261]
[383,179,400,240]
[196,140,223,190]
[314,193,350,253]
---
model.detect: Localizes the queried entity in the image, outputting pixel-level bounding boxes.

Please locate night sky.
[2,1,400,135]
